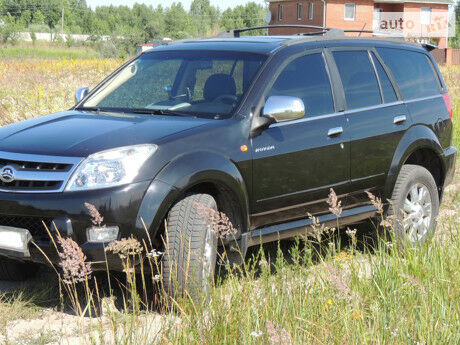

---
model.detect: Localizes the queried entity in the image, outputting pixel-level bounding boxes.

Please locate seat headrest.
[203,74,236,101]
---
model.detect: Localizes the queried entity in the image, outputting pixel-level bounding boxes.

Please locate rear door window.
[332,50,381,109]
[371,52,398,103]
[377,48,440,100]
[267,53,334,117]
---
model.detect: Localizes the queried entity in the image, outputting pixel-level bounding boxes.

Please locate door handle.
[393,115,407,124]
[328,127,343,137]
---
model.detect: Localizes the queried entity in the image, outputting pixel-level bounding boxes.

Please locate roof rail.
[421,43,438,51]
[296,28,345,38]
[218,25,330,38]
[343,29,407,40]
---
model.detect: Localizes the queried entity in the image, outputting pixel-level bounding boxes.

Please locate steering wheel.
[213,94,238,105]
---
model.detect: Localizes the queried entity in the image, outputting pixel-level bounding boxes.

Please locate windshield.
[81,50,267,119]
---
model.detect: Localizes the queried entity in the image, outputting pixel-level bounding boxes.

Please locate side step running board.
[246,205,377,247]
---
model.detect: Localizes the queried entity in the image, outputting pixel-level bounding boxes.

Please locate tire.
[387,164,439,247]
[0,257,38,281]
[162,193,218,300]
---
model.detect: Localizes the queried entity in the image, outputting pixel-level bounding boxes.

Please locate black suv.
[0,28,456,293]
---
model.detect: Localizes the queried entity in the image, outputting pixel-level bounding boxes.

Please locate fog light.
[0,226,32,255]
[86,226,119,243]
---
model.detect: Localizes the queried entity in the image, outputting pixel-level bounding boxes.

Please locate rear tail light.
[442,93,453,119]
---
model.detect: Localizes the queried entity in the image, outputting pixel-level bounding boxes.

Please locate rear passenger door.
[376,47,447,145]
[251,51,349,228]
[328,48,410,205]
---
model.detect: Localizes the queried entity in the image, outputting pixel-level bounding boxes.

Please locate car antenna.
[358,23,366,37]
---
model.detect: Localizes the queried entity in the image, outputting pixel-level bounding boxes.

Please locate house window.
[309,3,314,20]
[279,4,283,21]
[297,3,302,21]
[420,7,431,25]
[344,3,356,21]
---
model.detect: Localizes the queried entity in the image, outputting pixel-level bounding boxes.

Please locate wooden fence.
[431,48,460,65]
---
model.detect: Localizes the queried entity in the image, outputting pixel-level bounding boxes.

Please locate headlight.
[65,144,157,191]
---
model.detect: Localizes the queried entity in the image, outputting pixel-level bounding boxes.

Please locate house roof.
[265,0,454,3]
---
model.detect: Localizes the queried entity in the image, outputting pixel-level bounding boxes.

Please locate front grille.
[0,180,62,191]
[0,215,53,242]
[0,151,82,193]
[0,158,72,172]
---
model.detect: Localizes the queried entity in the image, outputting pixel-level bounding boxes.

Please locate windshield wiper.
[76,107,190,117]
[76,106,103,113]
[130,108,189,117]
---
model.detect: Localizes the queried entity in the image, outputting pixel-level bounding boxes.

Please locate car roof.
[151,37,289,54]
[148,34,428,55]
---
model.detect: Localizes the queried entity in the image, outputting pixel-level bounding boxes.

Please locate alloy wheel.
[402,183,433,243]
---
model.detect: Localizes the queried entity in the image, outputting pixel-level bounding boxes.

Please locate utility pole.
[61,7,64,35]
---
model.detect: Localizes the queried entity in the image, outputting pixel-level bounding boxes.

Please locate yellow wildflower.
[335,251,353,262]
[351,311,362,320]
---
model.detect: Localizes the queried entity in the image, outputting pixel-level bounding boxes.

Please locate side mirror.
[75,87,89,104]
[262,96,305,123]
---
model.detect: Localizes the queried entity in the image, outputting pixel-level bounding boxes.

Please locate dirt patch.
[0,308,170,345]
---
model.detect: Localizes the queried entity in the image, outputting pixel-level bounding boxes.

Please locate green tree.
[32,10,45,25]
[450,5,460,48]
[190,0,219,35]
[0,13,20,44]
[221,2,266,34]
[164,3,191,39]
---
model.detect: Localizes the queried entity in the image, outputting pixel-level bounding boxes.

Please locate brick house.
[266,0,454,48]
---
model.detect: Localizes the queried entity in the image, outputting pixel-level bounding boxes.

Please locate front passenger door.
[251,51,350,228]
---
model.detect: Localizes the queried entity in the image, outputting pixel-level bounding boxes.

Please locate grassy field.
[0,59,122,126]
[0,60,458,345]
[0,42,101,60]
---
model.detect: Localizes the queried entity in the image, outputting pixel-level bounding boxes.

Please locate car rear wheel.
[387,164,439,247]
[0,257,38,281]
[162,193,218,300]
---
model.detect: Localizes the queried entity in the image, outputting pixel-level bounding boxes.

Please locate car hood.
[0,110,212,157]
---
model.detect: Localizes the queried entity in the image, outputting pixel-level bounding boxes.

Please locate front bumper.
[0,180,151,271]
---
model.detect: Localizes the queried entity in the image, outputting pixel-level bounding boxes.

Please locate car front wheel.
[162,193,218,300]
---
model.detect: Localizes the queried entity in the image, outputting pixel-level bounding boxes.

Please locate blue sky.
[87,0,265,10]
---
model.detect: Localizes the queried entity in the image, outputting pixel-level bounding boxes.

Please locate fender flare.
[135,151,250,240]
[384,125,444,199]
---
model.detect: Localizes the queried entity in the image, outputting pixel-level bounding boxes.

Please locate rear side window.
[371,52,398,103]
[267,53,334,117]
[377,48,440,100]
[333,51,381,109]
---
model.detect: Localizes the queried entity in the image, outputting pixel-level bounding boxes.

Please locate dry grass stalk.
[57,236,92,284]
[365,191,384,213]
[105,237,143,259]
[84,202,104,227]
[266,321,292,345]
[327,188,342,217]
[194,202,238,238]
[322,264,359,304]
[306,213,327,242]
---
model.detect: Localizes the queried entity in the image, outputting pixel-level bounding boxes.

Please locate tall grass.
[440,65,459,147]
[0,59,122,125]
[26,185,458,344]
[0,46,100,60]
